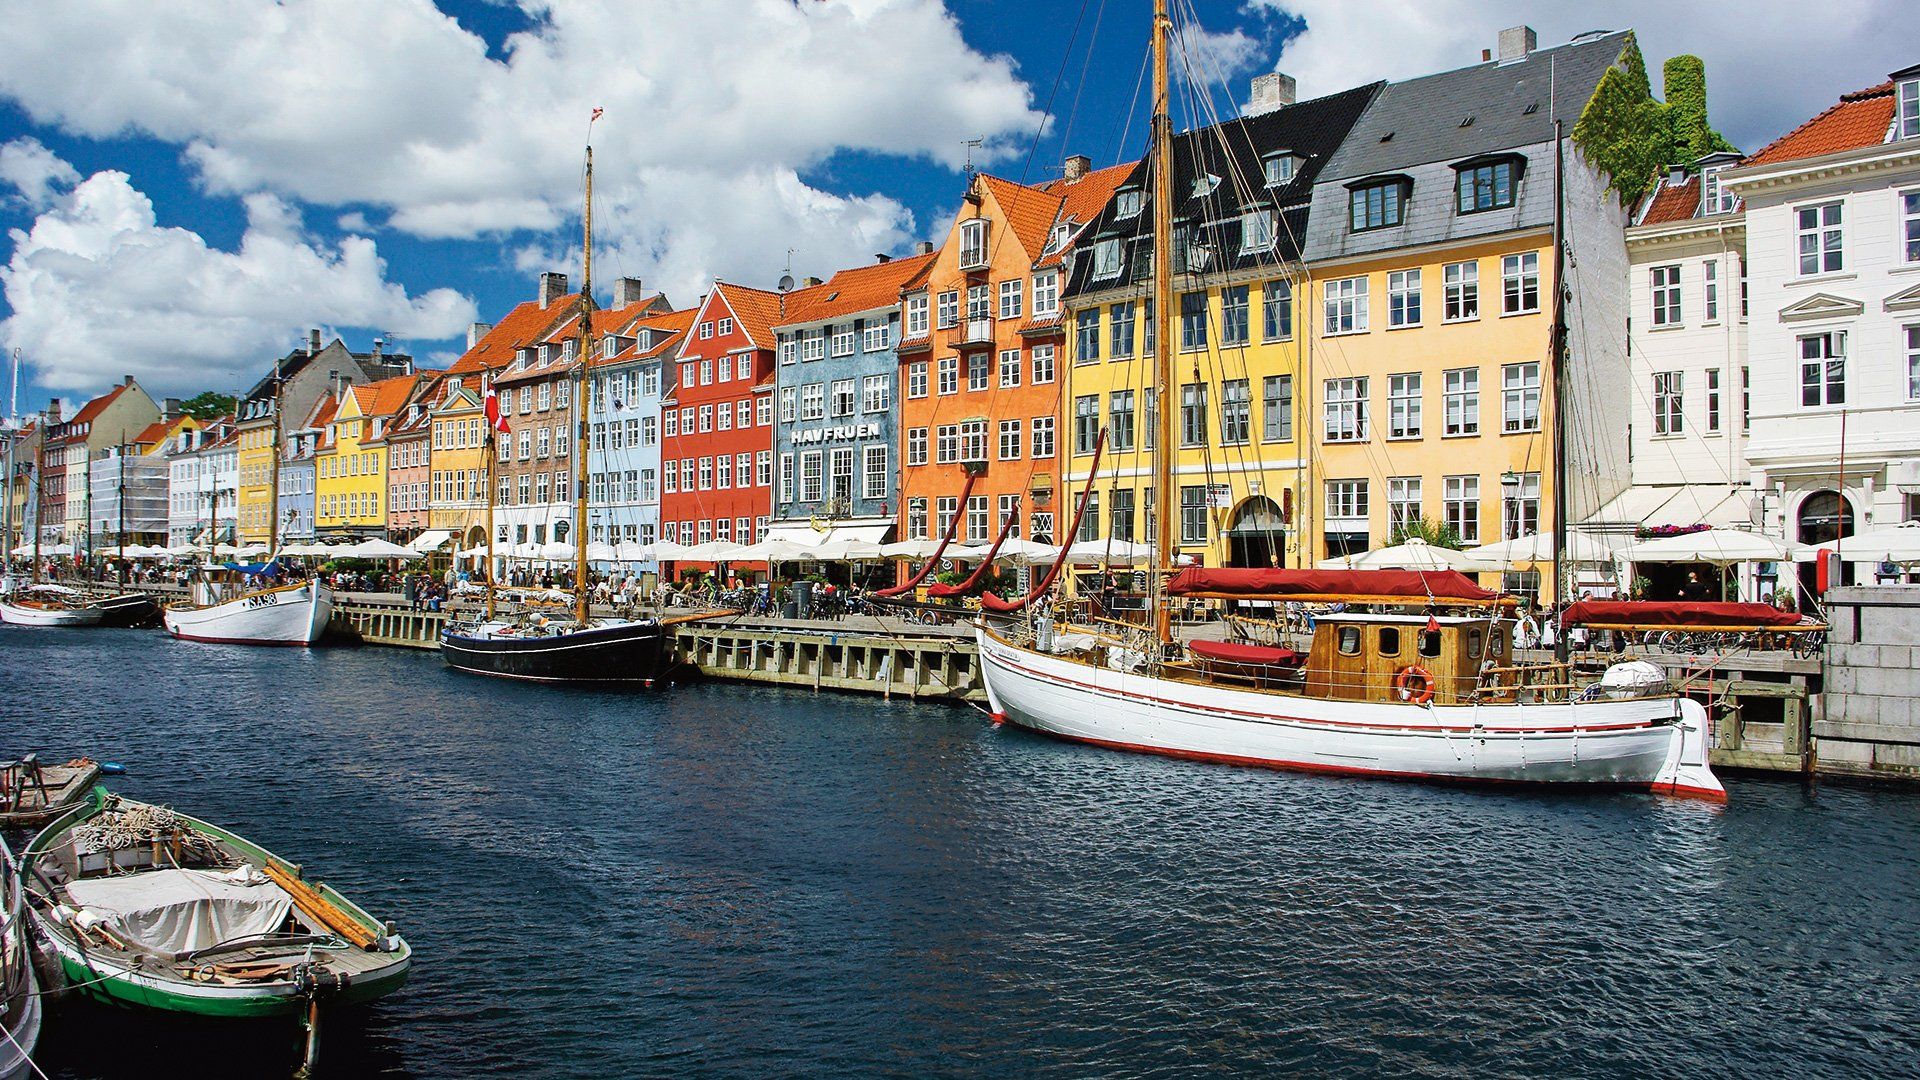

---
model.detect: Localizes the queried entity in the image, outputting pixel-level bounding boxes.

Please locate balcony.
[961,316,996,346]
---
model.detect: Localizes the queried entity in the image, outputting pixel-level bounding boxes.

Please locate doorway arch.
[1797,489,1856,593]
[1224,495,1287,568]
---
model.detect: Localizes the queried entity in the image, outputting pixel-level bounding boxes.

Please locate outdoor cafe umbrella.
[1064,539,1155,564]
[1317,536,1495,573]
[344,539,424,560]
[1832,520,1920,563]
[1463,531,1618,565]
[1621,528,1813,565]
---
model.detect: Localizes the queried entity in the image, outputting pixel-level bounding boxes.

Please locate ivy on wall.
[1572,34,1736,205]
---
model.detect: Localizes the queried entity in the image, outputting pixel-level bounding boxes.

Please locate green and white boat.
[21,789,410,1020]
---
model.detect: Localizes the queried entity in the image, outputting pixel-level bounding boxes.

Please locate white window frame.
[1653,371,1684,436]
[1443,261,1479,322]
[1323,276,1369,335]
[1387,269,1421,329]
[1795,200,1844,277]
[1323,377,1368,443]
[1651,264,1682,328]
[1387,372,1422,439]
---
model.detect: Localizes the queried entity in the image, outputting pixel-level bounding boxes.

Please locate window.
[1221,285,1250,346]
[1115,189,1142,217]
[1240,209,1274,253]
[1180,382,1208,447]
[908,498,928,540]
[937,356,958,395]
[1796,201,1844,275]
[1502,253,1539,315]
[1456,159,1517,213]
[1032,416,1055,459]
[1179,292,1208,351]
[716,356,732,383]
[1092,238,1122,279]
[664,459,679,494]
[801,384,825,421]
[966,353,989,392]
[907,361,928,399]
[936,424,958,464]
[1443,475,1480,543]
[1074,310,1100,364]
[1653,371,1684,436]
[1741,365,1751,429]
[1387,477,1421,533]
[1443,261,1478,321]
[1503,472,1541,539]
[986,281,1020,325]
[906,295,929,337]
[967,496,990,541]
[959,218,988,267]
[1443,368,1479,436]
[1031,345,1055,385]
[1032,271,1059,316]
[779,338,797,365]
[1263,280,1293,340]
[698,404,713,432]
[1109,302,1135,358]
[1706,368,1722,433]
[830,379,855,417]
[936,291,958,329]
[1262,375,1293,442]
[1651,265,1682,327]
[1323,276,1368,334]
[830,325,855,357]
[1703,259,1721,322]
[959,420,987,463]
[699,321,714,340]
[778,387,797,423]
[698,457,713,490]
[1179,486,1208,544]
[1909,326,1920,400]
[1387,373,1421,439]
[1326,479,1367,520]
[1502,363,1540,433]
[1323,377,1367,442]
[1387,270,1421,328]
[1220,380,1251,445]
[799,451,823,502]
[1263,154,1295,187]
[642,416,657,446]
[757,451,772,488]
[862,374,890,413]
[1901,78,1920,140]
[1904,190,1920,265]
[829,447,855,502]
[1074,395,1100,455]
[715,403,731,431]
[965,284,991,324]
[1350,180,1406,230]
[1109,390,1136,451]
[778,453,794,502]
[716,455,731,489]
[998,419,1022,460]
[1799,332,1847,406]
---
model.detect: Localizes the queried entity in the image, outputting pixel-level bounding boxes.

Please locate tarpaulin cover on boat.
[1559,600,1805,627]
[1187,639,1305,666]
[64,868,294,954]
[1167,567,1501,602]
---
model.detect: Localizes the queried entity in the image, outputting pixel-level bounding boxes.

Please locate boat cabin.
[1302,613,1511,705]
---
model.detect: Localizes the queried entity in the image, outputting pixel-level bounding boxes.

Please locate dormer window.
[1899,76,1919,140]
[1348,176,1410,232]
[1191,173,1221,199]
[1701,165,1737,215]
[603,334,618,357]
[1114,189,1142,218]
[1045,220,1071,255]
[1092,238,1122,279]
[1240,208,1275,253]
[1262,154,1298,187]
[958,218,989,270]
[1453,154,1523,214]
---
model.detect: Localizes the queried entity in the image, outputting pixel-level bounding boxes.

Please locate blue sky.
[0,0,1907,412]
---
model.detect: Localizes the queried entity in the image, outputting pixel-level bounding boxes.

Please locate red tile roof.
[1745,82,1895,167]
[1639,177,1702,225]
[350,374,421,420]
[448,294,584,374]
[978,174,1062,263]
[778,251,938,325]
[711,282,787,349]
[131,419,174,447]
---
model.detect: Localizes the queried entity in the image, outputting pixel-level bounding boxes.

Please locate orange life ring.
[1394,665,1436,705]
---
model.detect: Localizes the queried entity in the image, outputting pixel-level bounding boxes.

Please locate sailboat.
[972,2,1723,801]
[441,120,674,684]
[162,380,334,646]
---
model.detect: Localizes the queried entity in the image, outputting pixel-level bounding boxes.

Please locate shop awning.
[409,529,454,552]
[1584,486,1753,531]
[762,520,894,548]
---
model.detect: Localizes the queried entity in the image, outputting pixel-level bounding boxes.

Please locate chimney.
[875,253,891,264]
[1063,154,1091,181]
[122,374,134,387]
[162,398,182,416]
[370,338,384,359]
[915,241,935,256]
[467,322,492,348]
[1482,49,1493,62]
[309,328,322,355]
[612,277,646,308]
[46,398,61,423]
[1668,164,1689,186]
[802,276,824,287]
[1246,71,1297,117]
[539,271,568,308]
[1497,26,1536,63]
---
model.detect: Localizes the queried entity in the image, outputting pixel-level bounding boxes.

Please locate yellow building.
[314,376,417,538]
[1061,82,1379,569]
[234,407,276,545]
[426,376,489,551]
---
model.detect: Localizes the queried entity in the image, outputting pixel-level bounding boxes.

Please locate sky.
[0,0,1909,414]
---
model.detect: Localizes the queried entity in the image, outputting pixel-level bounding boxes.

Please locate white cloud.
[0,137,81,210]
[1175,23,1265,85]
[1,162,477,396]
[0,0,1044,301]
[1246,0,1909,152]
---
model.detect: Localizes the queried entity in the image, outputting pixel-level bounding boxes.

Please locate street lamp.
[1500,470,1521,540]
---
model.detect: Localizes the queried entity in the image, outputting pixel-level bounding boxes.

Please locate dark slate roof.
[1320,31,1631,181]
[1064,80,1382,297]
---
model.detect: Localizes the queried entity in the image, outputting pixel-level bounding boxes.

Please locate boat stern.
[1651,697,1727,802]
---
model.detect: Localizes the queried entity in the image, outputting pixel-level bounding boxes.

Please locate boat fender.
[100,761,127,775]
[1394,665,1436,706]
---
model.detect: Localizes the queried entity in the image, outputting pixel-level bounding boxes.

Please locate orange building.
[895,157,1131,562]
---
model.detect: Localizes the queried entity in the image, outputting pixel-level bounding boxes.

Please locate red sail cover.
[1187,639,1305,667]
[1166,567,1500,602]
[1560,600,1804,627]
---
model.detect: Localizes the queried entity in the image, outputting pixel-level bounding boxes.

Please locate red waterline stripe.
[167,631,311,647]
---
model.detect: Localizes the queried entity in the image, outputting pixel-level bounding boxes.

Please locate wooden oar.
[262,862,379,949]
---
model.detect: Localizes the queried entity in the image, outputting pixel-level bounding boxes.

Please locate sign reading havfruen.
[790,422,881,446]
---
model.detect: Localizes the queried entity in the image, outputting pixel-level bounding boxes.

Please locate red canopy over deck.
[1166,567,1503,604]
[1559,600,1805,627]
[1187,639,1306,667]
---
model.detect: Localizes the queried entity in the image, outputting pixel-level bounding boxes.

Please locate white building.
[1726,66,1920,593]
[166,420,238,547]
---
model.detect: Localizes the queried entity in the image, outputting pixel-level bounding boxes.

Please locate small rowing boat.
[0,585,103,628]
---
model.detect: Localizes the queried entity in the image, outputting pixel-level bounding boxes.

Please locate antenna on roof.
[778,247,796,293]
[963,138,984,182]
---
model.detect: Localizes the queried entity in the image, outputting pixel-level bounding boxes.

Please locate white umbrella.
[345,539,424,560]
[613,540,652,562]
[1623,528,1813,565]
[1464,532,1618,565]
[679,540,744,561]
[1833,520,1920,563]
[1317,536,1495,572]
[990,538,1062,564]
[536,541,575,561]
[584,541,619,562]
[880,539,944,559]
[806,538,887,561]
[727,539,812,563]
[653,541,697,562]
[1064,539,1154,564]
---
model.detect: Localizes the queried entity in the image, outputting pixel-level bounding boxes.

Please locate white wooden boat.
[0,833,41,1080]
[0,585,104,628]
[162,570,332,646]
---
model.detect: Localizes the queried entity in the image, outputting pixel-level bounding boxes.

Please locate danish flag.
[484,386,509,436]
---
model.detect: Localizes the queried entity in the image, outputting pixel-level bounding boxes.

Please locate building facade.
[314,375,418,539]
[587,305,693,578]
[426,375,488,554]
[165,417,237,548]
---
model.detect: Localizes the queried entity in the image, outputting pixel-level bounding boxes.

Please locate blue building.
[588,306,690,582]
[276,393,330,543]
[767,250,935,547]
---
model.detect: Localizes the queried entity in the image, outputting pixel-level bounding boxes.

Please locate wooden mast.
[268,356,283,554]
[1149,0,1177,646]
[1550,118,1569,661]
[572,141,595,626]
[484,382,498,621]
[30,415,42,583]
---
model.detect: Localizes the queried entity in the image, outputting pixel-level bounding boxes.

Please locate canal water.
[3,628,1917,1078]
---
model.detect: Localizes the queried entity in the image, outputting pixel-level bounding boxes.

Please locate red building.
[658,281,783,577]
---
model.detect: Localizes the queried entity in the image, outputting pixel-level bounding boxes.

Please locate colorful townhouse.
[1725,65,1920,593]
[1062,77,1377,569]
[314,374,420,539]
[43,377,161,548]
[658,280,782,569]
[4,418,43,554]
[90,409,193,550]
[587,304,695,578]
[895,158,1132,558]
[278,393,334,544]
[423,374,487,556]
[381,382,436,548]
[1297,28,1638,599]
[768,250,936,547]
[235,331,414,545]
[164,415,237,548]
